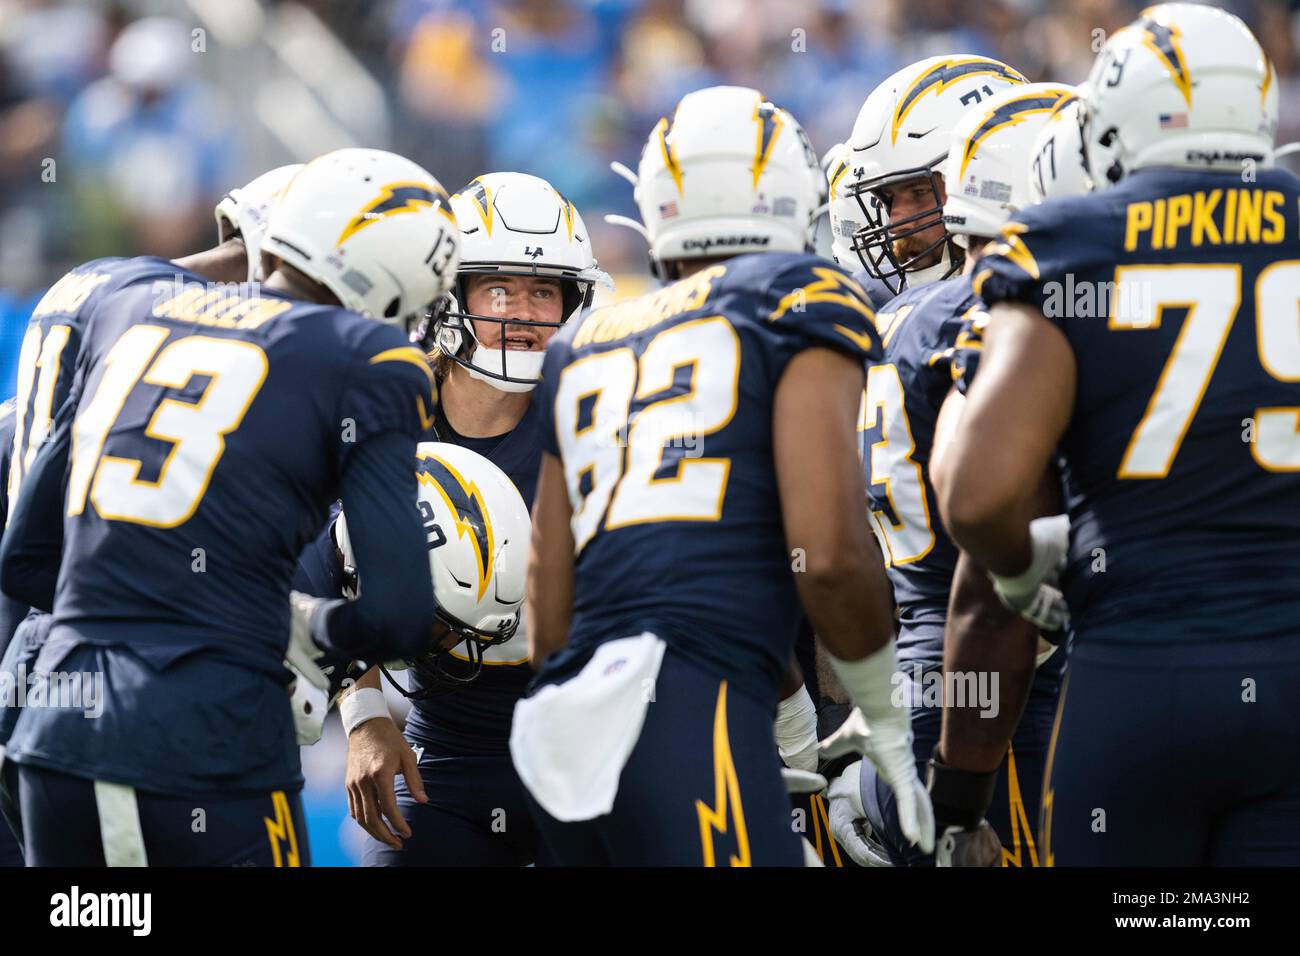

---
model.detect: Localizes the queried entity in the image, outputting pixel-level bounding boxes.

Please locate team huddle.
[0,1,1297,868]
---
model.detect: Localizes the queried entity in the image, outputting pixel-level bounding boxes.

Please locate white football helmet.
[1083,3,1276,188]
[215,164,303,283]
[824,142,877,267]
[943,83,1075,243]
[261,148,461,333]
[630,85,822,278]
[845,55,1027,293]
[431,172,609,393]
[1027,92,1095,204]
[336,441,529,695]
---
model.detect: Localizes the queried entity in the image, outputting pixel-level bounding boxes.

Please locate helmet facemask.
[381,604,520,699]
[428,265,597,392]
[848,164,963,295]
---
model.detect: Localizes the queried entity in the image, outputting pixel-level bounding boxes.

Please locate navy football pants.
[1041,646,1300,865]
[361,749,540,866]
[525,650,804,866]
[17,764,309,866]
[0,758,21,866]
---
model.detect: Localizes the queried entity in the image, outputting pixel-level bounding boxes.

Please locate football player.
[0,397,22,867]
[939,3,1300,864]
[0,164,301,868]
[512,85,933,866]
[842,55,1028,306]
[0,149,459,866]
[329,171,609,866]
[825,57,1040,865]
[867,84,1089,869]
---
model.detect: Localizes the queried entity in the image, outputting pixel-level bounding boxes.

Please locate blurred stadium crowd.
[1,0,1297,861]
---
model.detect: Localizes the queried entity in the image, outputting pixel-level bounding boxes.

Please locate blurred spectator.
[61,15,235,260]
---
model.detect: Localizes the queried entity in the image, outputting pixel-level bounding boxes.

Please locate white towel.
[510,633,665,822]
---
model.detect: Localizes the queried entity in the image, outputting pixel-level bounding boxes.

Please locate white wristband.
[775,683,820,772]
[775,684,818,750]
[339,687,390,737]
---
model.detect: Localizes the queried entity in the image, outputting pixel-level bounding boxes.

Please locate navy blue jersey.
[860,276,981,668]
[403,398,542,755]
[534,253,881,704]
[0,397,31,658]
[6,259,166,502]
[0,260,169,659]
[851,268,901,312]
[974,167,1300,648]
[3,259,435,793]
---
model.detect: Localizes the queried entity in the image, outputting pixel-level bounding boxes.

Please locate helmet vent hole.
[384,297,402,318]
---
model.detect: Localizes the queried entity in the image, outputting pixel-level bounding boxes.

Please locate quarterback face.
[879,175,948,269]
[465,274,565,351]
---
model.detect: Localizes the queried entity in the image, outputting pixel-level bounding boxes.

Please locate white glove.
[1035,635,1061,668]
[826,762,893,867]
[821,707,935,854]
[286,660,330,746]
[990,514,1071,630]
[286,590,329,692]
[781,768,828,795]
[774,684,820,773]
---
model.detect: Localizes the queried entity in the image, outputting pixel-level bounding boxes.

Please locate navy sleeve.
[291,504,343,599]
[336,325,437,477]
[970,199,1103,326]
[763,257,883,365]
[307,430,435,664]
[534,325,576,458]
[950,308,989,396]
[0,391,73,612]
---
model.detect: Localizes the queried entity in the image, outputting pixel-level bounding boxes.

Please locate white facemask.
[466,347,544,393]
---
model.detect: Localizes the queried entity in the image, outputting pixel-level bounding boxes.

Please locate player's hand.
[782,767,828,794]
[989,515,1070,629]
[935,821,1002,867]
[1010,581,1070,632]
[825,762,892,867]
[345,716,428,850]
[820,707,935,854]
[927,750,1001,867]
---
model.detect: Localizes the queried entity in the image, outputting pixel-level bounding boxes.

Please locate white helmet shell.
[414,442,529,643]
[845,55,1027,292]
[435,172,608,393]
[634,85,821,273]
[335,442,529,671]
[943,83,1076,243]
[1083,3,1276,187]
[824,142,875,266]
[1027,92,1095,204]
[261,148,460,332]
[215,163,303,283]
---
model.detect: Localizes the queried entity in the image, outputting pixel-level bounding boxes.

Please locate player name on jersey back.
[975,167,1300,647]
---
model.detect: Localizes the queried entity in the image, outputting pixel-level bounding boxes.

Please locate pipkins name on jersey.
[49,886,152,937]
[1123,187,1288,251]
